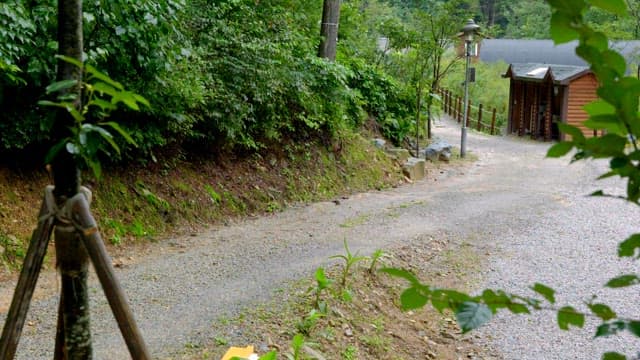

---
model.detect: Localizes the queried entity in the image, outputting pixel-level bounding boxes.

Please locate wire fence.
[437,88,506,135]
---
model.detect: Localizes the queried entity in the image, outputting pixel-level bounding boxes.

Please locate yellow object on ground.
[221,345,256,360]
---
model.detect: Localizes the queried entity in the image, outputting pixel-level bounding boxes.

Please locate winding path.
[2,116,638,359]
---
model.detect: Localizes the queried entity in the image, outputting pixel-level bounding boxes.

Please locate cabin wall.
[566,73,599,137]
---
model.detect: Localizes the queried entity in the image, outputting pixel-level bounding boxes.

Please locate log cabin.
[503,63,599,140]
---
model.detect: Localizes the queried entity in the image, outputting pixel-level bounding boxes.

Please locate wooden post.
[477,103,483,131]
[457,96,462,123]
[545,82,552,141]
[0,194,55,358]
[466,99,471,127]
[491,108,497,135]
[72,195,151,359]
[444,90,448,114]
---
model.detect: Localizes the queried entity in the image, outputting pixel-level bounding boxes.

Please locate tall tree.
[318,0,341,60]
[52,0,93,358]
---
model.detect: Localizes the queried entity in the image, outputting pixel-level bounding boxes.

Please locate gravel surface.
[1,116,638,359]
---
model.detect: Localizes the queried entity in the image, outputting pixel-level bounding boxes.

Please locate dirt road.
[2,116,638,359]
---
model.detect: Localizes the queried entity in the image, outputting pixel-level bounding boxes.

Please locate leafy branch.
[39,55,149,178]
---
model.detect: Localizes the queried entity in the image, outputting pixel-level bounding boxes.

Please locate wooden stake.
[71,195,151,360]
[0,193,55,359]
[491,108,497,135]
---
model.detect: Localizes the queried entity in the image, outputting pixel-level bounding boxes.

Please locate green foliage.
[285,333,307,360]
[39,56,145,177]
[441,59,510,132]
[296,309,324,336]
[311,267,333,310]
[330,239,368,288]
[368,249,386,274]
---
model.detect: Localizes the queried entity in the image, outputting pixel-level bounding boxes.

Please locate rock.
[402,157,425,180]
[372,138,386,149]
[386,148,410,162]
[424,139,453,162]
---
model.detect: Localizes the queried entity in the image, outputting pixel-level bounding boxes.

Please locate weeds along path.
[1,116,637,359]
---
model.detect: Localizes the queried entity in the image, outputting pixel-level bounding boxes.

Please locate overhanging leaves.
[603,352,627,360]
[606,274,640,288]
[618,234,640,259]
[588,303,617,321]
[531,283,556,304]
[557,306,585,330]
[400,287,428,311]
[455,301,492,333]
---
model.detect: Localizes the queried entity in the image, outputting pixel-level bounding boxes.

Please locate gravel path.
[1,116,638,359]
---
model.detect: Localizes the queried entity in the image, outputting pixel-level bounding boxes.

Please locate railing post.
[491,108,497,135]
[466,99,471,127]
[477,103,483,131]
[457,96,462,123]
[446,90,450,115]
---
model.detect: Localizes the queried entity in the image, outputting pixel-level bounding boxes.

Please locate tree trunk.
[318,0,341,61]
[54,0,92,358]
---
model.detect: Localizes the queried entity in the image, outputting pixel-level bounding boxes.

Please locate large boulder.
[402,157,425,180]
[423,139,452,162]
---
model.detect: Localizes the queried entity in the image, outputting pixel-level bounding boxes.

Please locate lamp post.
[460,19,479,158]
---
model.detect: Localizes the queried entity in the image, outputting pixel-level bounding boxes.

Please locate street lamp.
[460,19,480,158]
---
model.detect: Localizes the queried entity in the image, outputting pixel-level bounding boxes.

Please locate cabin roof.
[504,63,591,85]
[480,39,640,72]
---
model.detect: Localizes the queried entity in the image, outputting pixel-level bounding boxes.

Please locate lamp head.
[462,19,480,41]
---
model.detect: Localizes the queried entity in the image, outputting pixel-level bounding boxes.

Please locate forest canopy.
[0,0,637,166]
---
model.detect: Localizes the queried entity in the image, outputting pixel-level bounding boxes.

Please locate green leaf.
[86,157,103,178]
[602,352,627,360]
[596,321,626,337]
[584,100,616,116]
[45,79,78,94]
[89,98,117,112]
[583,115,623,134]
[481,289,510,313]
[38,100,69,109]
[85,64,124,90]
[602,50,628,77]
[590,0,627,16]
[557,306,585,330]
[133,93,151,108]
[45,139,69,164]
[455,301,492,333]
[626,321,640,337]
[93,82,118,97]
[101,122,137,145]
[400,287,428,310]
[83,124,120,155]
[507,302,530,314]
[557,123,586,143]
[550,11,580,44]
[584,134,628,157]
[605,274,640,288]
[531,283,556,304]
[55,54,83,69]
[380,268,421,286]
[588,303,616,321]
[547,142,574,157]
[259,351,277,360]
[112,91,140,111]
[619,234,640,258]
